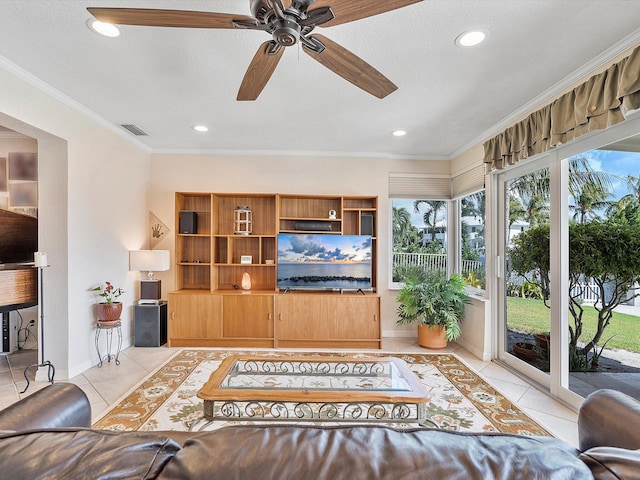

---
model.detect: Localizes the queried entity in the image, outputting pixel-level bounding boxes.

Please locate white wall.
[0,60,151,378]
[149,153,450,335]
[450,144,493,359]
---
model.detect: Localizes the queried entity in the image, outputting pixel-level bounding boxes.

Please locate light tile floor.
[0,338,580,447]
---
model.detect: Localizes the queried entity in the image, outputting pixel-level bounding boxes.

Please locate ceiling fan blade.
[87,8,255,29]
[299,6,335,27]
[310,0,423,27]
[237,41,285,101]
[302,34,397,99]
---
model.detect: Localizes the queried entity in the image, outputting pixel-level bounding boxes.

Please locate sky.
[278,233,372,264]
[576,149,640,202]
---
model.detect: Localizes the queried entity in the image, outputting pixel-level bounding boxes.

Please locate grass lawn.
[507,296,640,353]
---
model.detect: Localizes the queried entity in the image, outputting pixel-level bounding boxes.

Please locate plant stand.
[95,320,122,367]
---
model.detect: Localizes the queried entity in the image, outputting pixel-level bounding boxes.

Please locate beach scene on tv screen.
[278,234,372,289]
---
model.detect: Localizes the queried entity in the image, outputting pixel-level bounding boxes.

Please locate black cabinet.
[134,302,167,347]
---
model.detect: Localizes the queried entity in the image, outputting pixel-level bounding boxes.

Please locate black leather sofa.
[0,383,638,479]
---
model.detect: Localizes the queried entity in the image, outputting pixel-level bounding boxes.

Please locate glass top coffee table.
[197,355,431,424]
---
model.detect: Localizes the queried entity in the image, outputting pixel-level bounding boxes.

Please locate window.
[391,199,448,285]
[389,166,485,290]
[459,190,486,290]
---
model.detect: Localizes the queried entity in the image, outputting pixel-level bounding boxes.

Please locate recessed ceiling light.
[392,130,407,137]
[455,29,489,47]
[193,125,209,132]
[86,19,122,38]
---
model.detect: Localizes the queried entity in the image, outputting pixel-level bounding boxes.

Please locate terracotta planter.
[96,302,123,322]
[418,324,447,349]
[534,333,550,351]
[512,342,539,361]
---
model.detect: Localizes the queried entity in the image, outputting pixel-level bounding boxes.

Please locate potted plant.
[396,270,469,349]
[92,281,125,323]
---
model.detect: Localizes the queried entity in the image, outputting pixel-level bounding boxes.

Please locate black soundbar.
[294,221,332,231]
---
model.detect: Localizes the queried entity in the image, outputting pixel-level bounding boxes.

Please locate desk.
[95,320,122,367]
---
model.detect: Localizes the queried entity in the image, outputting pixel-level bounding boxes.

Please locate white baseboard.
[381,330,416,338]
[456,337,492,361]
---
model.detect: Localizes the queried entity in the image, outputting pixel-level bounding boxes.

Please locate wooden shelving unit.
[175,193,277,292]
[170,192,380,348]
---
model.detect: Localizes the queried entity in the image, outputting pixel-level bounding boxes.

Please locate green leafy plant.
[509,219,640,363]
[396,271,469,341]
[92,281,124,304]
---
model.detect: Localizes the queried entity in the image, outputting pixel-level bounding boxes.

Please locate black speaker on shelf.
[134,303,167,347]
[361,214,375,236]
[179,210,198,234]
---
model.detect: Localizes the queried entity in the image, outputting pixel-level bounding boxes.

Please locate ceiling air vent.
[120,124,148,136]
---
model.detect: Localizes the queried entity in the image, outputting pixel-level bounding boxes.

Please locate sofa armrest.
[578,389,640,451]
[0,383,91,431]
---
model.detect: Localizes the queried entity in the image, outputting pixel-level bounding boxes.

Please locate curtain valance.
[484,45,640,170]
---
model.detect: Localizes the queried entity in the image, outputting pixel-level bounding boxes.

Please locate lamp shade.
[129,250,170,273]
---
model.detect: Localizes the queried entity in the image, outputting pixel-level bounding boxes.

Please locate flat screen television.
[277,233,373,291]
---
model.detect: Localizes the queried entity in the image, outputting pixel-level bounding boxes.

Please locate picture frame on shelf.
[8,152,38,181]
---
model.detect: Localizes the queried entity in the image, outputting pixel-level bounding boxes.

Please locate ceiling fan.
[88,0,423,101]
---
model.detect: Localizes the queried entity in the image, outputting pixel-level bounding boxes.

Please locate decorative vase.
[418,324,447,349]
[96,302,123,322]
[513,342,539,361]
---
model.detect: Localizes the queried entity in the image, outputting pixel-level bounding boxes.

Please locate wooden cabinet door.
[277,295,329,340]
[328,296,380,339]
[168,293,221,340]
[222,294,274,338]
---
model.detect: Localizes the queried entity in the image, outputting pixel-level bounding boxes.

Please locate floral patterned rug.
[93,349,551,436]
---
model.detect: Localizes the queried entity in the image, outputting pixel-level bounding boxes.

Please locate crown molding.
[450,30,640,161]
[149,147,448,161]
[0,55,151,153]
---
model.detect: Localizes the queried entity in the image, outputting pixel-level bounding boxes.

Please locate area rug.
[93,349,551,436]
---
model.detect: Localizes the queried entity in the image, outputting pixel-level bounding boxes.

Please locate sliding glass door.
[497,161,553,389]
[496,115,640,407]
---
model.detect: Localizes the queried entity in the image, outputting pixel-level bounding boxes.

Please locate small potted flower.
[92,281,125,323]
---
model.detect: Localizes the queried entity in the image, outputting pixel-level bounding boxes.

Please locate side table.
[95,320,122,367]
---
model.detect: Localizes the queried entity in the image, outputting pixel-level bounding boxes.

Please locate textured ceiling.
[1,0,639,158]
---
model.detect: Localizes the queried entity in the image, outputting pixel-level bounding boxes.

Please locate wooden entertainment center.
[168,192,380,349]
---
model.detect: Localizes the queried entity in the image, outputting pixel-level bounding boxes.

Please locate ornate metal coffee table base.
[198,355,431,426]
[203,399,427,424]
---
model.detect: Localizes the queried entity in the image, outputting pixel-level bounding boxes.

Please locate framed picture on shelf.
[0,157,7,192]
[8,152,38,181]
[8,182,37,207]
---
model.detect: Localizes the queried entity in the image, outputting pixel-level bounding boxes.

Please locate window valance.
[484,44,640,170]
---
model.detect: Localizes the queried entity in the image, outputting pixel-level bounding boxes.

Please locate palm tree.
[461,191,485,219]
[413,200,446,243]
[625,173,640,200]
[508,156,614,228]
[508,195,527,230]
[569,182,613,223]
[392,207,413,250]
[567,156,613,201]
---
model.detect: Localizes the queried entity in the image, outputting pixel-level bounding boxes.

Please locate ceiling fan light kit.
[88,0,424,101]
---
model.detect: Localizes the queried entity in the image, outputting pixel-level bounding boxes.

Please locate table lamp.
[129,250,170,304]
